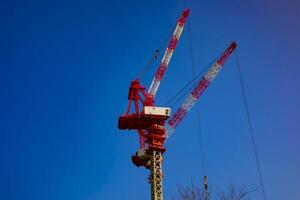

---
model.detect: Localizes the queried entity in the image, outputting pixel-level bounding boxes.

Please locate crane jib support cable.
[163,57,218,107]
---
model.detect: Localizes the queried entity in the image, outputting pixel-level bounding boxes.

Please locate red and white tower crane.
[118,9,237,200]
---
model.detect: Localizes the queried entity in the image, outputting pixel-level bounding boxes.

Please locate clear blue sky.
[1,0,300,199]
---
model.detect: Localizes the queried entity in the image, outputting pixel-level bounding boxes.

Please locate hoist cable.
[235,51,267,200]
[187,20,207,176]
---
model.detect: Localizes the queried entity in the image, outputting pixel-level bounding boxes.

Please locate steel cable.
[235,51,267,200]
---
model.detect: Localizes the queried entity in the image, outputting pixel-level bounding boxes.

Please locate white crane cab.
[143,106,171,119]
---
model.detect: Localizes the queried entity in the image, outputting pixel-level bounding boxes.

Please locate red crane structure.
[118,9,237,200]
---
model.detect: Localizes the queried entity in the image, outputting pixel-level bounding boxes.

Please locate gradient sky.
[1,0,300,200]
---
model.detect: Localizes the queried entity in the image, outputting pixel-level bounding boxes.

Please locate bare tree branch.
[174,184,255,200]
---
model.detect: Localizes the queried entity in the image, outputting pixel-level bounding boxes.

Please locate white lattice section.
[148,20,186,97]
[204,63,222,81]
[181,94,198,111]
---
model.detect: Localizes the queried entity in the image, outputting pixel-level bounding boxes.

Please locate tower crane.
[118,9,237,200]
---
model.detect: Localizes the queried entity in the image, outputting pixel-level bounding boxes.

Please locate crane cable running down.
[187,19,208,192]
[235,52,267,200]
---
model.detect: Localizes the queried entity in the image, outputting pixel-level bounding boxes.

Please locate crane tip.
[231,41,238,48]
[183,8,190,16]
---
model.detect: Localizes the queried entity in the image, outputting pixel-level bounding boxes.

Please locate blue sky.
[1,0,300,199]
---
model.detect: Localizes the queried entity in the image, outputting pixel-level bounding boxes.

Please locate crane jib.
[167,42,237,136]
[148,9,190,98]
